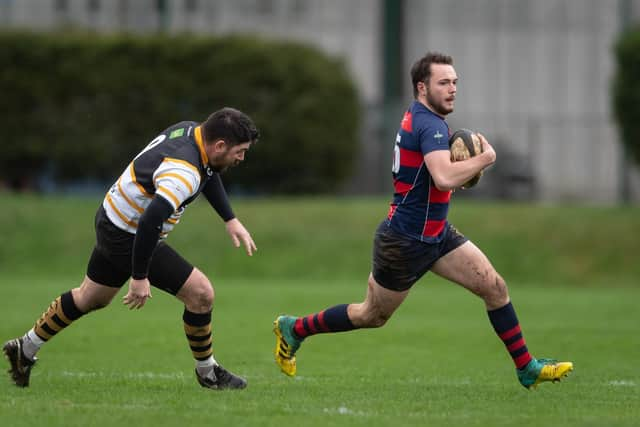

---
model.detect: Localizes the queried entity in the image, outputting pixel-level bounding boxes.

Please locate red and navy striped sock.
[293,304,356,339]
[487,302,533,369]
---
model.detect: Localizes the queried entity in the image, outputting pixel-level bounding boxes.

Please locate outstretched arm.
[202,173,256,256]
[225,218,257,256]
[202,173,235,221]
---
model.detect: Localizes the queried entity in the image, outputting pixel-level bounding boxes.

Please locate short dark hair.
[410,52,453,97]
[202,107,260,146]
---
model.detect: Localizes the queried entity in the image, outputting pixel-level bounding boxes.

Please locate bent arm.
[424,149,495,191]
[203,175,256,256]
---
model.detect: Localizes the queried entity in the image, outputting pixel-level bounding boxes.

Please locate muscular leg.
[431,240,533,369]
[172,267,246,389]
[149,243,215,363]
[3,275,119,387]
[273,273,409,377]
[348,273,410,328]
[175,268,215,364]
[72,275,121,312]
[27,276,118,355]
[148,245,216,368]
[292,273,409,340]
[431,240,508,310]
[431,239,574,386]
[176,267,214,314]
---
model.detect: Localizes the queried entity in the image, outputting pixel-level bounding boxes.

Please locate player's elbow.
[427,164,456,191]
[434,181,455,191]
[431,174,456,191]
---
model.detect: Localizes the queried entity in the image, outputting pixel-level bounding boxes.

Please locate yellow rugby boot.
[518,358,573,389]
[273,315,302,376]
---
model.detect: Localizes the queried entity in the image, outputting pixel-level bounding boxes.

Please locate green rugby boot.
[518,358,573,389]
[273,315,302,376]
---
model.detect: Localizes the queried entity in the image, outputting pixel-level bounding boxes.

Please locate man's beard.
[426,92,453,116]
[211,163,229,173]
[211,159,239,174]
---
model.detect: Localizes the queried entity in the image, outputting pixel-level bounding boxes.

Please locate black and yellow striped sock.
[33,291,85,342]
[183,309,213,362]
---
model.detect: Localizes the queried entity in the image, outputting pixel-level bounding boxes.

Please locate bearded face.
[209,142,252,173]
[423,63,457,117]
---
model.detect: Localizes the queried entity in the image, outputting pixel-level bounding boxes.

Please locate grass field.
[1,194,639,426]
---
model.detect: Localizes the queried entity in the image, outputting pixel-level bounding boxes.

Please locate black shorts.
[86,206,194,295]
[372,221,468,292]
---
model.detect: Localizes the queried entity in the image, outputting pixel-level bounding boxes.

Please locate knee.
[358,306,392,328]
[72,290,100,312]
[368,311,391,328]
[480,273,509,306]
[88,299,110,311]
[72,284,113,313]
[182,271,214,312]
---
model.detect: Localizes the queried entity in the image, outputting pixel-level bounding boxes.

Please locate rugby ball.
[449,129,483,189]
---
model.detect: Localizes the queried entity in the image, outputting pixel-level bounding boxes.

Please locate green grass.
[1,278,639,427]
[1,194,639,286]
[0,194,639,426]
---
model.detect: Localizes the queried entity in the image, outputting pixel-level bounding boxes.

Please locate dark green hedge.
[0,31,360,193]
[614,26,640,166]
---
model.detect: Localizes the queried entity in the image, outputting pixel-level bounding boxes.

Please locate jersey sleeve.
[418,119,450,155]
[152,158,201,210]
[131,196,175,279]
[202,173,235,222]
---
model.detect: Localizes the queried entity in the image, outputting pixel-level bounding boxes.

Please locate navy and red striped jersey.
[386,101,452,242]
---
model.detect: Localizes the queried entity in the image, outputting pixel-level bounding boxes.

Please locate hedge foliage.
[614,26,640,167]
[0,31,360,193]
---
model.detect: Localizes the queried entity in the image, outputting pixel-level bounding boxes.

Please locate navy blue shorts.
[86,206,193,296]
[372,221,468,292]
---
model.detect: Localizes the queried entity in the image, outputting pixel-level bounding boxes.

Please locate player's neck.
[416,97,447,119]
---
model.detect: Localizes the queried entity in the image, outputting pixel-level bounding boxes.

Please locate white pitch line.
[59,371,187,380]
[607,380,636,387]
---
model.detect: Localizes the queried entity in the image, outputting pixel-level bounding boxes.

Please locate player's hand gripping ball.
[449,129,483,189]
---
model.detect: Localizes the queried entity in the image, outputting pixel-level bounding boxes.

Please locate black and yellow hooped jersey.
[103,121,213,237]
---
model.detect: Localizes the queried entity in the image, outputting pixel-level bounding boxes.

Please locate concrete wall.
[403,0,637,203]
[1,0,638,202]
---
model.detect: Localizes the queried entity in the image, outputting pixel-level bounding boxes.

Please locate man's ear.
[417,81,427,96]
[212,139,227,152]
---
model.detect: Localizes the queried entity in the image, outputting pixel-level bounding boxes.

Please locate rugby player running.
[273,52,573,389]
[4,107,259,390]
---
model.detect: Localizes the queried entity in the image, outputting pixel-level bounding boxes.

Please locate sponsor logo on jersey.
[170,128,185,139]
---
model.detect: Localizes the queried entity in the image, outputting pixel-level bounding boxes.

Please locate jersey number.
[392,133,401,173]
[134,134,167,160]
